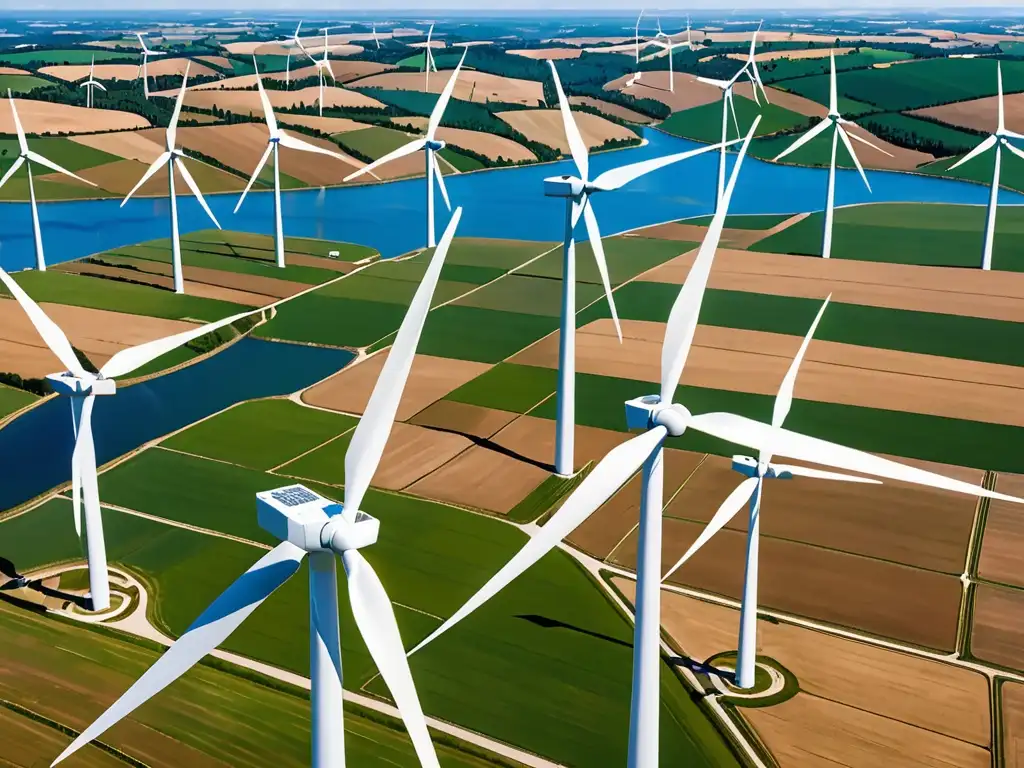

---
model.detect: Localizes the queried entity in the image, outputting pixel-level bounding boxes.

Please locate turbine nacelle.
[730,455,794,480]
[623,395,691,437]
[543,174,587,198]
[45,372,116,396]
[257,484,379,554]
[425,138,446,152]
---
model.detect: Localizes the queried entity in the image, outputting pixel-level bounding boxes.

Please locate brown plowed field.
[0,99,149,134]
[971,582,1024,671]
[497,109,635,152]
[302,353,489,421]
[625,517,963,649]
[40,58,216,82]
[978,474,1024,588]
[1002,681,1024,768]
[278,114,367,134]
[70,131,166,163]
[56,263,268,307]
[408,445,549,513]
[174,86,386,115]
[351,70,545,107]
[409,401,518,439]
[606,71,723,111]
[509,48,584,60]
[70,157,245,197]
[914,92,1024,135]
[641,246,1024,322]
[434,127,536,162]
[569,96,654,124]
[366,422,471,491]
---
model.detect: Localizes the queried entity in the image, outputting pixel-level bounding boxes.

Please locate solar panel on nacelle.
[271,486,320,507]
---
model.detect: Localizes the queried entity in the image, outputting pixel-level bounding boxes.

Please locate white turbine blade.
[0,265,86,377]
[1004,139,1024,163]
[828,51,838,114]
[660,118,759,404]
[343,138,426,182]
[1002,129,1024,141]
[122,151,169,205]
[591,140,728,192]
[94,81,106,92]
[772,463,881,484]
[836,126,871,192]
[840,123,893,157]
[746,70,760,106]
[8,90,27,153]
[427,49,466,139]
[253,56,278,136]
[772,295,830,432]
[99,308,255,379]
[233,142,273,214]
[411,426,667,655]
[278,131,347,161]
[166,62,190,151]
[343,209,462,519]
[581,197,621,342]
[174,157,220,229]
[662,476,758,582]
[323,59,336,82]
[773,118,832,162]
[431,151,451,211]
[998,61,1006,135]
[344,551,440,768]
[696,76,731,89]
[727,90,740,138]
[135,33,148,54]
[549,60,588,181]
[0,154,25,189]
[51,542,306,767]
[948,134,998,171]
[688,411,1024,504]
[752,61,768,103]
[24,150,96,187]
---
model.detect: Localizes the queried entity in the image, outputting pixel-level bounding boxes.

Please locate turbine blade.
[696,76,731,89]
[234,142,273,214]
[174,157,220,229]
[773,118,831,162]
[25,150,96,187]
[427,49,466,139]
[51,541,306,767]
[581,197,621,341]
[660,117,759,404]
[122,152,170,205]
[1004,139,1024,163]
[590,139,728,192]
[278,131,348,161]
[727,90,740,138]
[662,476,758,582]
[253,57,278,136]
[948,134,998,171]
[343,138,426,182]
[411,426,667,655]
[431,151,451,211]
[166,62,190,151]
[687,411,1024,504]
[94,81,106,92]
[344,551,440,768]
[752,61,769,104]
[0,265,86,377]
[746,70,760,106]
[999,61,1005,135]
[840,124,893,157]
[836,126,871,192]
[771,463,882,484]
[343,209,462,519]
[0,155,25,189]
[8,90,27,153]
[549,60,589,181]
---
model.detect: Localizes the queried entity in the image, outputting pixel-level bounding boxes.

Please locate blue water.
[0,339,353,511]
[1,127,1021,270]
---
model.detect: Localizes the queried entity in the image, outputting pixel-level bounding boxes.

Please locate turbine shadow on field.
[669,655,738,686]
[516,614,632,648]
[0,556,91,610]
[421,426,556,473]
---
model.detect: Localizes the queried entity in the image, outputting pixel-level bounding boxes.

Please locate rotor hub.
[652,403,691,437]
[426,139,445,152]
[544,174,586,198]
[45,372,115,396]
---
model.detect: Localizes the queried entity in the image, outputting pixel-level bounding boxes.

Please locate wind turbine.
[423,24,439,91]
[0,90,97,272]
[278,21,304,90]
[944,62,1024,270]
[294,26,336,117]
[235,59,353,269]
[79,55,105,108]
[372,23,381,49]
[0,267,256,613]
[410,116,1024,766]
[772,52,891,260]
[135,33,166,99]
[343,50,466,248]
[697,23,770,205]
[51,210,465,768]
[632,9,645,83]
[646,18,684,93]
[121,64,222,294]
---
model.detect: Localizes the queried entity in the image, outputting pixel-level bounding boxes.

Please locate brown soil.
[197,55,231,68]
[285,254,360,273]
[704,32,932,44]
[641,246,1024,323]
[56,263,269,307]
[509,48,584,60]
[40,58,216,82]
[0,99,149,134]
[1,707,127,768]
[735,82,827,118]
[433,127,536,162]
[623,517,963,649]
[70,131,166,163]
[569,96,654,124]
[175,86,386,115]
[497,108,635,152]
[744,47,856,62]
[368,422,471,491]
[302,352,490,421]
[621,581,991,747]
[70,157,245,198]
[971,582,1024,671]
[0,66,28,75]
[351,71,545,107]
[409,401,519,439]
[408,445,549,514]
[606,71,723,111]
[277,113,367,134]
[1002,681,1024,768]
[978,474,1024,588]
[914,93,1024,136]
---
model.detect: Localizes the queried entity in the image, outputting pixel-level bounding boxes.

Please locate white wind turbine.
[423,23,438,91]
[51,210,465,768]
[294,26,336,117]
[542,59,731,477]
[235,59,353,269]
[410,116,1024,763]
[631,9,645,84]
[372,23,381,49]
[773,52,891,259]
[697,23,769,205]
[343,50,466,248]
[79,55,105,108]
[0,267,256,613]
[121,64,222,294]
[944,62,1024,270]
[0,90,97,272]
[277,22,304,90]
[135,33,167,99]
[645,18,684,93]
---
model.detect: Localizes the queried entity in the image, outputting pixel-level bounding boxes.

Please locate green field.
[854,111,983,158]
[748,127,875,169]
[659,94,811,143]
[761,47,913,84]
[397,51,467,70]
[516,235,688,285]
[920,146,1024,195]
[753,202,1024,270]
[0,383,37,420]
[0,73,53,92]
[0,49,130,66]
[684,213,793,229]
[336,125,418,162]
[771,75,879,117]
[445,362,558,413]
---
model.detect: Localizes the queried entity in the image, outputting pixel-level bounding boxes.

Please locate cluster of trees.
[856,113,983,157]
[0,371,52,397]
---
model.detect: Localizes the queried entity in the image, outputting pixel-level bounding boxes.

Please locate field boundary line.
[155,445,251,470]
[267,425,359,473]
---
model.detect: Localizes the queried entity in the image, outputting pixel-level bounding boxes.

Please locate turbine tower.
[0,90,97,271]
[294,26,336,117]
[79,55,105,108]
[121,64,222,294]
[235,59,353,269]
[0,266,256,613]
[646,18,683,93]
[542,59,730,477]
[423,23,438,90]
[632,9,645,83]
[135,32,166,99]
[772,52,891,259]
[50,210,465,768]
[343,50,466,248]
[945,62,1024,270]
[278,21,304,90]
